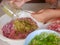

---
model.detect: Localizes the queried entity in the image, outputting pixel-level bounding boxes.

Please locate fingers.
[31,9,60,23]
[9,0,31,9]
[10,0,24,9]
[36,9,48,14]
[31,9,47,15]
[14,0,26,8]
[32,9,53,15]
[31,13,46,23]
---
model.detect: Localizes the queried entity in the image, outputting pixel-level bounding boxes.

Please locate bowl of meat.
[45,18,60,33]
[0,10,44,45]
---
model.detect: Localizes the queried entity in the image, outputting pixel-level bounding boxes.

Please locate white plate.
[0,10,44,45]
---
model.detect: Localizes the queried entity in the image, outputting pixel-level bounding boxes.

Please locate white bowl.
[24,29,60,45]
[0,10,44,45]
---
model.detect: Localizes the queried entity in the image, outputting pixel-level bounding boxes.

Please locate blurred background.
[0,0,52,17]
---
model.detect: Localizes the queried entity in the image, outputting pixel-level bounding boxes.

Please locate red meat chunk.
[47,18,60,33]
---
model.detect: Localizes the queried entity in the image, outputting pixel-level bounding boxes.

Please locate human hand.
[9,0,31,9]
[31,9,60,23]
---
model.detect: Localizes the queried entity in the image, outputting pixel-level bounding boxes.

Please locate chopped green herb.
[29,32,60,45]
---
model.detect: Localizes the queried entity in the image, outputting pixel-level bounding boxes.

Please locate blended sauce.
[2,18,38,39]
